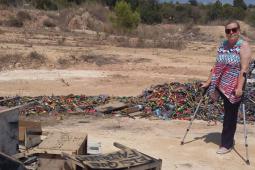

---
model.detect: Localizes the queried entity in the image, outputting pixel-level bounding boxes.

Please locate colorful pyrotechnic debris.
[0,81,254,122]
[0,94,110,116]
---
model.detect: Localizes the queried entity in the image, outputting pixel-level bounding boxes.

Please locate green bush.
[0,0,17,6]
[233,0,247,10]
[33,0,58,10]
[139,0,162,24]
[112,0,140,31]
[207,0,223,21]
[231,7,246,20]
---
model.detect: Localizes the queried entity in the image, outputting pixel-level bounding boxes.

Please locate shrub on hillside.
[16,11,31,21]
[33,0,58,10]
[5,17,23,27]
[28,51,46,63]
[86,2,109,22]
[112,0,140,31]
[139,0,162,24]
[43,19,56,27]
[0,0,17,6]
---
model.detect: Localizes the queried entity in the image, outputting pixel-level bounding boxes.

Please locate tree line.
[1,0,255,28]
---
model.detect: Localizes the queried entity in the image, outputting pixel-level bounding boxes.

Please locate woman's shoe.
[216,147,231,154]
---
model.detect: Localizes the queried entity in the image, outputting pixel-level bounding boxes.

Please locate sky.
[160,0,255,5]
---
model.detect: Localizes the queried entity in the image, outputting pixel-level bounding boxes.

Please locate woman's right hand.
[200,82,210,88]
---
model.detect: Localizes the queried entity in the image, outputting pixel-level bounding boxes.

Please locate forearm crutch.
[241,102,250,165]
[181,88,208,145]
[241,73,250,165]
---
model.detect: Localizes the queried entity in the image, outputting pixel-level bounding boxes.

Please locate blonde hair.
[225,20,240,30]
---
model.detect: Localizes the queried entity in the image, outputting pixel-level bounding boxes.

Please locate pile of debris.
[0,95,110,116]
[118,81,255,122]
[0,107,162,170]
[1,80,255,122]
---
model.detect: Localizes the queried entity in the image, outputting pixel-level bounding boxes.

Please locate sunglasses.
[225,27,239,34]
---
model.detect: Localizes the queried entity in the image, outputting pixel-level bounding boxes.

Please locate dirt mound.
[0,7,106,32]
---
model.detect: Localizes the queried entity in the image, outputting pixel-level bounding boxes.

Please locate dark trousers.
[218,90,241,149]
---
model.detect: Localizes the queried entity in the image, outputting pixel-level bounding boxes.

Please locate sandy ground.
[0,26,255,97]
[0,26,220,96]
[1,24,255,170]
[42,115,255,170]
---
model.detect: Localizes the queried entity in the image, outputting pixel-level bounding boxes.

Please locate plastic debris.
[0,81,254,122]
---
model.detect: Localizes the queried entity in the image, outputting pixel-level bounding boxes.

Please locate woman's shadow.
[183,132,248,164]
[183,132,221,145]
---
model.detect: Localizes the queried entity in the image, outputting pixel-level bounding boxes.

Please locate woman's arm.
[235,41,252,96]
[201,67,214,88]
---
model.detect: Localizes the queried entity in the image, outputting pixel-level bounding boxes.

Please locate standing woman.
[201,21,252,154]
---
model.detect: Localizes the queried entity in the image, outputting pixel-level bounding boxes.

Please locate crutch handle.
[198,83,209,96]
[202,87,209,96]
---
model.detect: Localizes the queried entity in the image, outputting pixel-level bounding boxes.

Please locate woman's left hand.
[234,88,243,97]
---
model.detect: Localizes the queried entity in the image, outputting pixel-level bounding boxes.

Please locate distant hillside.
[160,0,255,5]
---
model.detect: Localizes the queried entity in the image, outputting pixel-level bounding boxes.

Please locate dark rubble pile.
[0,81,255,122]
[0,95,110,116]
[118,81,224,121]
[119,81,255,122]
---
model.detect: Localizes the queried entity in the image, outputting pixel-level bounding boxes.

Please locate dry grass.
[16,11,31,21]
[5,16,23,27]
[43,19,56,27]
[84,2,109,23]
[57,55,79,68]
[0,28,4,34]
[28,51,46,63]
[0,53,22,70]
[114,24,186,50]
[57,53,123,68]
[80,54,122,66]
[84,2,114,33]
[207,20,228,26]
[57,37,66,45]
[0,51,47,71]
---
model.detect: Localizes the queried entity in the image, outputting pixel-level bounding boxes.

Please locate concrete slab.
[0,108,19,155]
[37,132,87,155]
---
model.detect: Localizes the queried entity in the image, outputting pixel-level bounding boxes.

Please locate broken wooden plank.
[128,111,143,117]
[62,152,86,168]
[121,105,143,114]
[19,120,42,140]
[95,101,128,114]
[19,120,42,149]
[0,96,20,104]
